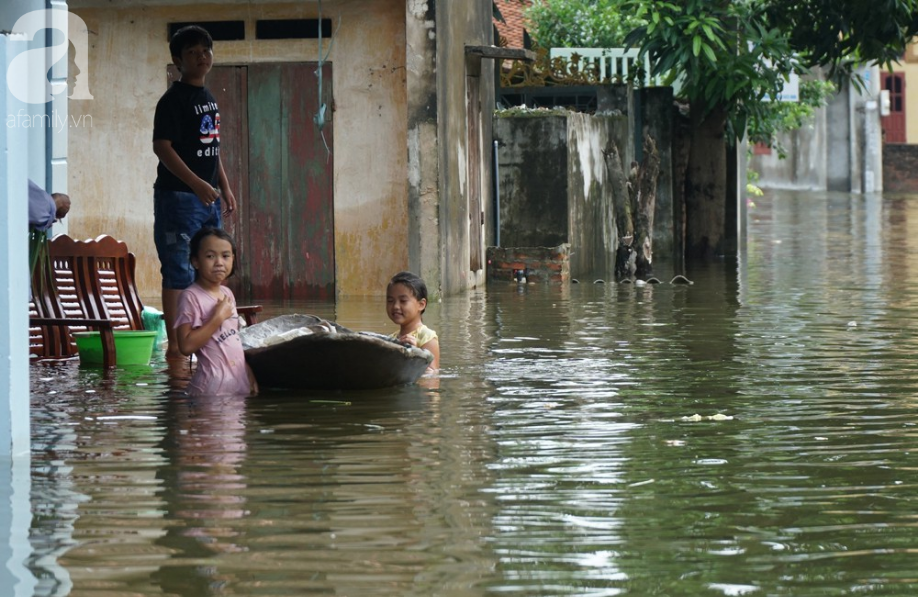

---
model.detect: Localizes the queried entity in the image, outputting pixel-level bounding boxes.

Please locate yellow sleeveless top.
[390,323,438,347]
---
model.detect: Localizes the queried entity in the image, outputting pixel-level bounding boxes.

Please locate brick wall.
[883,144,918,192]
[486,245,570,285]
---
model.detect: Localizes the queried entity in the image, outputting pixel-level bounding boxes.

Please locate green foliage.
[524,0,645,49]
[745,78,836,158]
[624,0,803,140]
[746,168,764,197]
[765,0,918,79]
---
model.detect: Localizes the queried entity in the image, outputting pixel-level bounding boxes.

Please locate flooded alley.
[24,190,918,596]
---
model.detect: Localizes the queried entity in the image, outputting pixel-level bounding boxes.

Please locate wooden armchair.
[29,234,262,368]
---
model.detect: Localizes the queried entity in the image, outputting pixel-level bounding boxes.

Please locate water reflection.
[153,396,248,595]
[26,191,918,595]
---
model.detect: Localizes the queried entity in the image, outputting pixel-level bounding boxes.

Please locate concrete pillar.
[0,36,32,459]
[862,65,883,193]
[826,80,852,192]
[0,32,38,597]
[405,0,441,297]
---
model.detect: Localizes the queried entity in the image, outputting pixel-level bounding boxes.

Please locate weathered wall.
[567,112,622,279]
[67,0,408,300]
[436,0,495,296]
[495,112,628,281]
[493,115,568,247]
[749,112,828,191]
[406,0,440,296]
[883,144,918,193]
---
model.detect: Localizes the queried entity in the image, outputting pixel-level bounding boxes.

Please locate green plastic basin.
[73,330,157,366]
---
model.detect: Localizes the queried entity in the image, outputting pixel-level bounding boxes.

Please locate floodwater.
[24,190,918,596]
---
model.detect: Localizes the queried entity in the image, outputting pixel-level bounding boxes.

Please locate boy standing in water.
[153,25,237,359]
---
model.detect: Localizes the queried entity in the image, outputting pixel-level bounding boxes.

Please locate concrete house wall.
[431,0,495,295]
[65,0,494,300]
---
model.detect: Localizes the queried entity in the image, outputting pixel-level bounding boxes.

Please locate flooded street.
[26,190,918,595]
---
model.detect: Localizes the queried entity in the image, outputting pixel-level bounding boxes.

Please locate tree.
[625,0,800,258]
[625,0,918,259]
[766,0,918,80]
[524,0,642,49]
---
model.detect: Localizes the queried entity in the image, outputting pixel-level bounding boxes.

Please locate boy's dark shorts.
[154,188,222,290]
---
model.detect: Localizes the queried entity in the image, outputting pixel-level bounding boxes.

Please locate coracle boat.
[241,314,433,390]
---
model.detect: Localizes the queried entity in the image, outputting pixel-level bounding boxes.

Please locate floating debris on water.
[682,413,734,422]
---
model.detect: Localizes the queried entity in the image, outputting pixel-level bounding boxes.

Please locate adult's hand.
[51,193,71,220]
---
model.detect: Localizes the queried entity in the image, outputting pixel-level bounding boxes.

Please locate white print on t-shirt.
[194,101,218,115]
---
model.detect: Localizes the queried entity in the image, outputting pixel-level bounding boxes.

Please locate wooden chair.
[29,234,262,368]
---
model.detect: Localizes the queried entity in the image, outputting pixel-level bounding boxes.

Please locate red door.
[882,73,906,144]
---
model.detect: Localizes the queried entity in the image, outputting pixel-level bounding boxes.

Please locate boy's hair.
[169,25,213,58]
[190,227,237,278]
[388,271,428,314]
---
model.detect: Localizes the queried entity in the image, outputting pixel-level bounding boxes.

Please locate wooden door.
[206,66,249,289]
[210,63,335,301]
[882,72,906,144]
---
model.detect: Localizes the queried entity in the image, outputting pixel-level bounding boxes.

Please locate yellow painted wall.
[68,0,407,302]
[902,42,918,144]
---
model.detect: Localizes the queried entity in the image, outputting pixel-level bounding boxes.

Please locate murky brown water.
[25,191,918,595]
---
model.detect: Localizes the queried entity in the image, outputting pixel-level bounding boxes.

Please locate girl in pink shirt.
[174,227,257,396]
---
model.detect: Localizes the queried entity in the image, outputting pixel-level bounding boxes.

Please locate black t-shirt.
[153,81,221,192]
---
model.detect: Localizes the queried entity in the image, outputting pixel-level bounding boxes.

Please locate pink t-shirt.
[174,283,252,396]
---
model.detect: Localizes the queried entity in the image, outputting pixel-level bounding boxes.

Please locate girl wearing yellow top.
[386,271,440,371]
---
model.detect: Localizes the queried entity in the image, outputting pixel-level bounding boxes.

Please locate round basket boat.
[241,314,432,391]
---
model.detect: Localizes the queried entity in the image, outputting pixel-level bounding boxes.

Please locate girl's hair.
[388,271,428,314]
[169,25,213,58]
[190,227,237,278]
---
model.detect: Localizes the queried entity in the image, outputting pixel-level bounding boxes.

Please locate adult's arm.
[28,179,56,230]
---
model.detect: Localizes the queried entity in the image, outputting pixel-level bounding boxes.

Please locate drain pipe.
[493,139,500,247]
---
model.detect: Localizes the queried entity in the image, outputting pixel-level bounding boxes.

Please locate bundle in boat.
[241,314,432,390]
